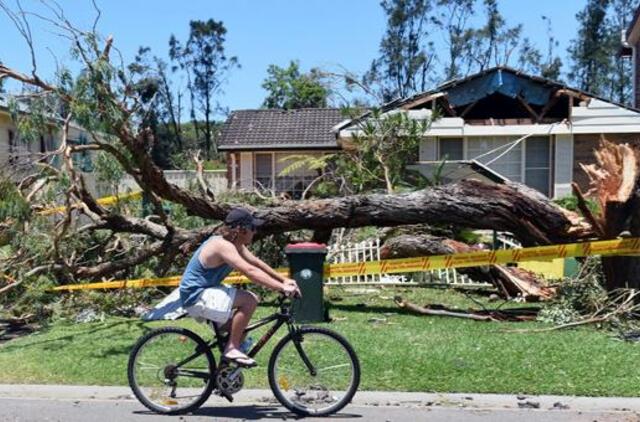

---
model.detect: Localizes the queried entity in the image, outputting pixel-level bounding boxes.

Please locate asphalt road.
[2,396,640,422]
[1,386,640,422]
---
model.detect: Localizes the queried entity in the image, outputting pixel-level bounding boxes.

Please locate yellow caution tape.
[51,237,640,292]
[52,269,291,291]
[38,191,143,216]
[323,237,640,278]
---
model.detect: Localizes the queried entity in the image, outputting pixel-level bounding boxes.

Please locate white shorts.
[185,286,237,323]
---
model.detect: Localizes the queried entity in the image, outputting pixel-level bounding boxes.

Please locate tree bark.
[579,140,640,289]
[381,234,555,300]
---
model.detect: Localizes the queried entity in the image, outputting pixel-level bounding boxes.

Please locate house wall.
[0,114,13,168]
[0,111,87,170]
[225,152,239,189]
[573,133,640,192]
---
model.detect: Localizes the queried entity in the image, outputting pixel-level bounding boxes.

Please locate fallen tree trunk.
[381,234,555,300]
[250,179,590,246]
[40,178,592,282]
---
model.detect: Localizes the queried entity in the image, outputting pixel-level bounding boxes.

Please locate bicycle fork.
[291,330,317,377]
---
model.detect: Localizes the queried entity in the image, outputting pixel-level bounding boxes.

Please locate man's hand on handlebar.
[282,278,302,298]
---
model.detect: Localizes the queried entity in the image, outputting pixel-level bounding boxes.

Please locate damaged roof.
[218,108,345,151]
[336,66,640,131]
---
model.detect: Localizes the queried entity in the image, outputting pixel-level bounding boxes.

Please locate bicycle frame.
[173,297,316,381]
[209,302,293,359]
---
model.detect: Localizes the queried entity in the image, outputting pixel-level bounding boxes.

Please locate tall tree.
[516,16,562,81]
[261,61,329,109]
[432,0,475,81]
[169,19,239,159]
[364,0,435,101]
[538,16,563,81]
[462,0,533,72]
[363,0,551,102]
[128,47,183,169]
[567,0,612,95]
[608,0,635,105]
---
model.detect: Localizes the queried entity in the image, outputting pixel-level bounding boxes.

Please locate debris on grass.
[393,296,539,322]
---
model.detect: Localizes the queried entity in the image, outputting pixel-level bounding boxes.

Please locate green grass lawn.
[1,285,639,396]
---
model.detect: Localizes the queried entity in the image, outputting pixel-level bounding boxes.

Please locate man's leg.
[224,290,259,355]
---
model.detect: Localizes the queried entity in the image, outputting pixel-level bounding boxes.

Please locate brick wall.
[573,133,640,191]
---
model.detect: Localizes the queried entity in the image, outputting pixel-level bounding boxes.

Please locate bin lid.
[285,242,327,254]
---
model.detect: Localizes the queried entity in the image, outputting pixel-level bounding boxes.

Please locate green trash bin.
[285,242,328,323]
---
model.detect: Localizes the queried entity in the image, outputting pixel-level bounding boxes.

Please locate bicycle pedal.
[217,390,234,402]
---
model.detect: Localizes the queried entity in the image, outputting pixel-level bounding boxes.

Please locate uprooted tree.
[0,2,638,310]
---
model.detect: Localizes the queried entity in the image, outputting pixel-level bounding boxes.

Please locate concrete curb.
[1,384,640,413]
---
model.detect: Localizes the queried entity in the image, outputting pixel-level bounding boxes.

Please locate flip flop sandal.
[224,353,257,367]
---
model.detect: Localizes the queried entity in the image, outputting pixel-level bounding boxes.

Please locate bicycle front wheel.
[127,326,216,414]
[268,326,360,416]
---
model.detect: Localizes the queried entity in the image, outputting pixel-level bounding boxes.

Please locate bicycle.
[127,293,360,416]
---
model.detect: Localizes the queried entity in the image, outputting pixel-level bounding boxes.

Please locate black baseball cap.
[224,207,265,230]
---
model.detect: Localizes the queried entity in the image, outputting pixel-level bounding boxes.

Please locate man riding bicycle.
[179,207,301,367]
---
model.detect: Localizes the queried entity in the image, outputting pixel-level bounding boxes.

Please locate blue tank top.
[179,236,234,307]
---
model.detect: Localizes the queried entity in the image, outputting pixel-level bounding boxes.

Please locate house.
[0,96,92,175]
[218,108,344,198]
[335,66,640,198]
[623,5,640,108]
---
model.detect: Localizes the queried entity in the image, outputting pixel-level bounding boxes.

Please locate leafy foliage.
[340,108,428,193]
[262,61,329,109]
[538,258,608,325]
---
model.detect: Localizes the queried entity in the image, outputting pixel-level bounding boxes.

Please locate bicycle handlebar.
[276,291,300,306]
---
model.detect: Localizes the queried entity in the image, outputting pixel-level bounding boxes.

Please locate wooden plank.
[401,92,446,110]
[460,100,479,118]
[537,95,561,122]
[439,97,457,116]
[516,95,540,121]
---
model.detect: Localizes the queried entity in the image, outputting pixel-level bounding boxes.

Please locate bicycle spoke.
[316,363,350,373]
[270,328,359,416]
[129,328,214,414]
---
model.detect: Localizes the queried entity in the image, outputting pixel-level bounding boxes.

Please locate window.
[467,136,551,195]
[524,137,550,196]
[275,153,321,199]
[8,130,15,165]
[70,135,94,172]
[252,152,325,199]
[438,138,463,160]
[467,136,523,182]
[254,153,273,192]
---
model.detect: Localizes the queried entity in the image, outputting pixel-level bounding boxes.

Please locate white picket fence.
[325,238,481,286]
[324,233,523,286]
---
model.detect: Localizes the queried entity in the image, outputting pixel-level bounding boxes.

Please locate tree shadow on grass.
[0,319,152,352]
[328,303,413,316]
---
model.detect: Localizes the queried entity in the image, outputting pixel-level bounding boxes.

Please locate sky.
[0,1,588,116]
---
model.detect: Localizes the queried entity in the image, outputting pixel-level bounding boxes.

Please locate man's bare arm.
[239,246,287,282]
[218,241,285,292]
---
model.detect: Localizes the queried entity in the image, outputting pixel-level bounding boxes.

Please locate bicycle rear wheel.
[127,326,216,414]
[268,326,360,416]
